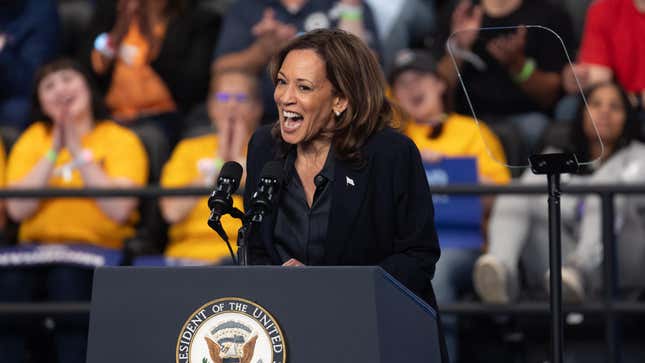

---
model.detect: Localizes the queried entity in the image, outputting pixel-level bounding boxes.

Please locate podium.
[87,266,441,362]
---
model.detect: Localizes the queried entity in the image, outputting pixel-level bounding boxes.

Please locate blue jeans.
[0,266,94,363]
[433,247,480,363]
[554,94,580,122]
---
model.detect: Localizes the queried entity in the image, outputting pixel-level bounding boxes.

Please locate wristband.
[513,58,536,84]
[340,9,363,21]
[329,3,363,21]
[45,149,58,162]
[213,157,224,172]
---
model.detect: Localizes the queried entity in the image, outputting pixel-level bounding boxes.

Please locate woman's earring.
[334,110,341,116]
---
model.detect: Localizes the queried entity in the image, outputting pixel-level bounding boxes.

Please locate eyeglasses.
[213,92,250,103]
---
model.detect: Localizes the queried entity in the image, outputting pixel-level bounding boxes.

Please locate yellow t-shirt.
[160,134,243,262]
[404,113,511,184]
[6,121,149,249]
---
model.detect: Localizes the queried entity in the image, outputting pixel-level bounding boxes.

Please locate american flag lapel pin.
[346,176,355,187]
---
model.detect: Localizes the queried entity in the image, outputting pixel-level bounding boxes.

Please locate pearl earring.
[335,110,341,116]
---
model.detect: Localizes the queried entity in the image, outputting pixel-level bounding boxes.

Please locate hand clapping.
[251,9,297,59]
[51,103,82,157]
[451,1,483,50]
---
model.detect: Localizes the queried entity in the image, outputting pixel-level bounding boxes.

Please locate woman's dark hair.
[269,28,393,165]
[567,81,639,163]
[31,57,110,126]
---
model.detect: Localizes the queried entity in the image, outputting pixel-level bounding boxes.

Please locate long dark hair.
[31,58,110,126]
[567,81,639,163]
[269,29,393,165]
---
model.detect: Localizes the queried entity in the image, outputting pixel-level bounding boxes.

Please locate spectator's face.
[393,70,445,123]
[583,84,626,146]
[274,49,341,145]
[209,73,262,134]
[38,69,92,124]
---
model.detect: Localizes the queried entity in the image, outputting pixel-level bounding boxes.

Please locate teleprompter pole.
[529,153,578,363]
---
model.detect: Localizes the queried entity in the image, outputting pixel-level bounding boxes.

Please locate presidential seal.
[176,297,286,363]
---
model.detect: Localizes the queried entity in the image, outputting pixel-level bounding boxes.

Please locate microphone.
[246,160,283,223]
[207,161,244,240]
[208,161,243,216]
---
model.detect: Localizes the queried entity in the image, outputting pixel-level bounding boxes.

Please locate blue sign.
[425,158,483,249]
[132,255,213,267]
[0,244,123,268]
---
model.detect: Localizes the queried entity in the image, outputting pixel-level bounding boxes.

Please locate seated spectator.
[389,49,511,363]
[0,0,60,133]
[212,0,381,124]
[434,0,574,149]
[159,70,262,264]
[474,81,645,304]
[365,0,436,72]
[561,0,645,121]
[0,58,148,363]
[83,0,220,180]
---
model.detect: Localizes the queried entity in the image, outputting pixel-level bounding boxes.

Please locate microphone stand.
[208,207,246,265]
[236,210,269,266]
[529,152,578,363]
[236,222,252,266]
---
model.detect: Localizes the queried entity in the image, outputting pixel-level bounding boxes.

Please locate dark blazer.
[244,125,441,309]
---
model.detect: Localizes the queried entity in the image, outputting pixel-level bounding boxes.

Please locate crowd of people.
[1,0,645,362]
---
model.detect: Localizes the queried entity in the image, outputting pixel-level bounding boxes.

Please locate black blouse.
[273,149,335,264]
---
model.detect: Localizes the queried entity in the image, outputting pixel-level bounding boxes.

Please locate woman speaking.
[244,29,445,356]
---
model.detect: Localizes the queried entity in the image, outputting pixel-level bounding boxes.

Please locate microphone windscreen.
[260,160,283,183]
[219,161,243,190]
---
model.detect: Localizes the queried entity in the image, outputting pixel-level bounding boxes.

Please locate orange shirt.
[92,21,176,120]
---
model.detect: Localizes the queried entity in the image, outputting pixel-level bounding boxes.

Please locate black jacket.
[244,125,442,308]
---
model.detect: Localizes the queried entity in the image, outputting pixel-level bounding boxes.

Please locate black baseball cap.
[388,49,438,84]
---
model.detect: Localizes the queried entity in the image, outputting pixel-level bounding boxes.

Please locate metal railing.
[0,184,644,362]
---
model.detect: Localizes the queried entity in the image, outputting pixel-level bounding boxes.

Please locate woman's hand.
[62,121,83,157]
[252,9,297,60]
[51,122,64,153]
[217,117,232,162]
[451,1,483,50]
[230,119,250,163]
[282,258,305,267]
[562,64,590,94]
[50,101,73,152]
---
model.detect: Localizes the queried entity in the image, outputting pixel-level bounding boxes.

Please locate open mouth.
[282,110,304,132]
[56,95,76,108]
[410,94,425,108]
